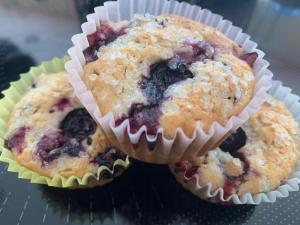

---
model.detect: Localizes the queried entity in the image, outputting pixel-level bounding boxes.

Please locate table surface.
[0,0,300,225]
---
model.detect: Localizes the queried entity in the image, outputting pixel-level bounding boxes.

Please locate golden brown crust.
[83,14,255,138]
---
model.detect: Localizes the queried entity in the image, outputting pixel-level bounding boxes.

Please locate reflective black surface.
[1,0,300,224]
[1,161,300,225]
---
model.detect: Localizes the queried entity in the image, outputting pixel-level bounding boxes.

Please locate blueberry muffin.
[171,96,300,198]
[82,14,257,139]
[4,72,128,184]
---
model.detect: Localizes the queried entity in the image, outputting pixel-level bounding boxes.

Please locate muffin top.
[4,72,127,178]
[83,14,256,138]
[173,96,300,196]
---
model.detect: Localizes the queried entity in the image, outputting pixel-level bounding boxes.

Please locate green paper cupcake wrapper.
[0,56,130,188]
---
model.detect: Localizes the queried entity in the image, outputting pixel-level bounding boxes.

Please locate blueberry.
[83,22,126,62]
[189,41,215,60]
[127,103,161,135]
[118,61,193,134]
[37,147,62,163]
[116,41,215,135]
[90,147,127,169]
[60,108,96,141]
[35,108,96,165]
[36,133,83,164]
[219,128,247,155]
[172,41,214,66]
[36,133,66,163]
[4,126,30,154]
[116,103,161,135]
[141,62,194,104]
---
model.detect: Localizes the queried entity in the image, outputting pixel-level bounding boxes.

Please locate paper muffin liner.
[169,80,300,204]
[65,0,273,164]
[0,56,130,189]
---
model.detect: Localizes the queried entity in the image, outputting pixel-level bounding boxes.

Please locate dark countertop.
[0,0,300,225]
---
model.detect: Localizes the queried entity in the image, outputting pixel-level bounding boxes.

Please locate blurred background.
[0,0,299,93]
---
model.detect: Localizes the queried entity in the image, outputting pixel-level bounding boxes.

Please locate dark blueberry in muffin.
[219,128,247,155]
[4,126,30,154]
[90,146,127,169]
[36,133,82,164]
[60,108,97,141]
[240,52,258,67]
[140,62,194,104]
[115,42,214,135]
[36,133,66,163]
[117,61,194,134]
[60,141,82,157]
[83,22,126,62]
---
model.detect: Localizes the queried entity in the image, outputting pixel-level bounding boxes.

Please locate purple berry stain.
[83,22,126,62]
[36,132,66,163]
[185,166,199,179]
[54,98,72,111]
[36,133,83,165]
[116,103,162,135]
[181,41,215,64]
[240,52,258,67]
[4,126,30,154]
[36,108,97,165]
[175,162,198,179]
[140,62,194,104]
[222,152,259,198]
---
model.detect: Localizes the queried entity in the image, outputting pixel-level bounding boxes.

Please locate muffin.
[82,14,257,139]
[170,96,300,199]
[3,72,129,186]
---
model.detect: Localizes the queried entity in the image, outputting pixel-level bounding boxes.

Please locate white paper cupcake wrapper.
[65,0,273,164]
[169,80,300,204]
